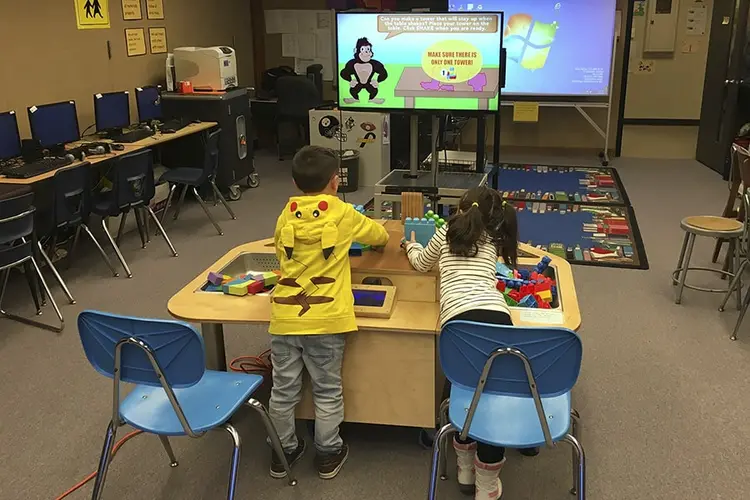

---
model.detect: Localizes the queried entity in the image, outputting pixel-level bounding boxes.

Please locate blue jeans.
[268,333,346,454]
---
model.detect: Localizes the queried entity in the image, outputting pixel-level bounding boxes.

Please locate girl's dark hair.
[446,187,518,267]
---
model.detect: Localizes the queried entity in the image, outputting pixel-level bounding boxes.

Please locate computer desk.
[0,122,218,185]
[168,220,582,429]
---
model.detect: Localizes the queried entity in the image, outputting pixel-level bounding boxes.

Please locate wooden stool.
[673,216,744,305]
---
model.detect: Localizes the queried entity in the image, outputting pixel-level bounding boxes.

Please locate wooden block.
[226,283,249,296]
[401,192,424,223]
[262,271,278,286]
[247,280,265,295]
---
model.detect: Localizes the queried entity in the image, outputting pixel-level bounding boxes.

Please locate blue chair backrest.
[53,164,92,227]
[0,192,36,269]
[202,128,221,178]
[78,310,205,389]
[440,320,582,398]
[114,149,155,207]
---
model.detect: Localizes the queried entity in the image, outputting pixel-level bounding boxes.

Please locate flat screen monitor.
[94,91,130,132]
[449,1,617,97]
[28,101,80,148]
[0,111,22,160]
[136,86,163,122]
[336,12,504,112]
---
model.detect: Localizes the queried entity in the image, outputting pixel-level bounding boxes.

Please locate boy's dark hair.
[446,187,518,267]
[292,146,339,193]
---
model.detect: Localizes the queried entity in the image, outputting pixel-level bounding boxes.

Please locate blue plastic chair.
[428,320,585,500]
[77,310,296,500]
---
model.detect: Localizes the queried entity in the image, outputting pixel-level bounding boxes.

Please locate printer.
[173,46,238,91]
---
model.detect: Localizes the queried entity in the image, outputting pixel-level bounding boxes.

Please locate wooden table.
[0,122,218,185]
[394,67,500,110]
[168,220,581,428]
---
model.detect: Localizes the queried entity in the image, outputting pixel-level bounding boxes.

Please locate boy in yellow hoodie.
[268,146,389,480]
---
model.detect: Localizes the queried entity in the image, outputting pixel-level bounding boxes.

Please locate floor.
[2,154,749,500]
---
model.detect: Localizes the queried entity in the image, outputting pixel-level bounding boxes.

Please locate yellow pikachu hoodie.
[270,194,389,335]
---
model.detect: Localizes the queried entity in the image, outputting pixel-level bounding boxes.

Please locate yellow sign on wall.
[149,27,168,54]
[513,102,540,123]
[121,0,142,20]
[146,0,165,20]
[125,28,147,57]
[75,0,111,30]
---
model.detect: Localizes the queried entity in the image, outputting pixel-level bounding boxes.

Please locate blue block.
[535,256,552,274]
[551,285,558,298]
[349,242,363,256]
[519,295,538,308]
[404,217,436,247]
[519,269,530,280]
[496,262,513,278]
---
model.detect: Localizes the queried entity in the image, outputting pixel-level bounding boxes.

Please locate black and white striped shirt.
[406,225,510,327]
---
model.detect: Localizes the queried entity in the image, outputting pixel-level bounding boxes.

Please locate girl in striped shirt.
[405,186,532,500]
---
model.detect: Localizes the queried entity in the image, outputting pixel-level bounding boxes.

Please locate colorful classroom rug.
[513,201,649,270]
[496,163,630,205]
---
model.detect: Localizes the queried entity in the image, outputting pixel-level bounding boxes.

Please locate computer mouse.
[111,143,125,151]
[92,146,106,155]
[65,154,75,162]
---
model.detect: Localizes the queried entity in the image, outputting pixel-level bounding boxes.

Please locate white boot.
[453,437,477,494]
[474,456,505,500]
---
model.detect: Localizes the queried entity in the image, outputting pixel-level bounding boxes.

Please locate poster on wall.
[121,0,142,20]
[149,27,168,54]
[74,0,111,29]
[125,27,147,56]
[146,0,165,20]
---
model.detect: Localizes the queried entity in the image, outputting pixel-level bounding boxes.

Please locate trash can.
[337,149,360,193]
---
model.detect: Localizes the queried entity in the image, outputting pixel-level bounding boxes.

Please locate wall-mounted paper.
[281,34,299,58]
[296,10,318,33]
[297,34,316,59]
[316,32,332,60]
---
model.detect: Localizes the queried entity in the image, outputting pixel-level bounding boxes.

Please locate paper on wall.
[296,10,318,33]
[282,34,299,58]
[297,34,316,59]
[316,32,332,60]
[317,11,332,30]
[686,3,707,36]
[265,10,284,34]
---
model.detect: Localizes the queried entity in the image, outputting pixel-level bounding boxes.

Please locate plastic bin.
[337,149,360,193]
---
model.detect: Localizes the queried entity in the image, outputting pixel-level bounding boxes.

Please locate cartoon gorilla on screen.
[340,37,388,105]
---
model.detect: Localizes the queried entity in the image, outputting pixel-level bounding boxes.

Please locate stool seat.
[681,216,743,237]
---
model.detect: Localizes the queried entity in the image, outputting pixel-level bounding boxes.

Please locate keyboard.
[111,128,155,143]
[160,119,188,134]
[2,157,73,179]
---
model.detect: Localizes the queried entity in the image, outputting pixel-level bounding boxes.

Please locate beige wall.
[624,0,712,119]
[0,0,254,138]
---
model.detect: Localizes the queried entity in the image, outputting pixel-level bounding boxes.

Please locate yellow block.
[537,289,553,303]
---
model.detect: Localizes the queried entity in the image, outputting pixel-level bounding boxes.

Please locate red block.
[535,295,551,309]
[496,280,506,292]
[508,290,522,303]
[247,280,265,295]
[534,281,551,293]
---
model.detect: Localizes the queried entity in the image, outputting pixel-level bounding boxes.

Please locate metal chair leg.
[675,233,696,304]
[173,185,188,221]
[23,261,42,314]
[158,435,179,467]
[102,218,133,278]
[428,423,456,500]
[563,433,585,500]
[146,206,178,257]
[115,210,129,246]
[133,207,147,249]
[37,241,76,304]
[673,232,690,287]
[211,181,237,220]
[730,287,750,341]
[437,399,450,480]
[0,257,64,332]
[69,225,82,266]
[223,424,242,500]
[735,238,743,310]
[246,399,298,486]
[570,410,581,496]
[192,187,224,236]
[81,224,120,277]
[143,207,151,243]
[720,259,748,312]
[91,420,118,500]
[159,184,177,231]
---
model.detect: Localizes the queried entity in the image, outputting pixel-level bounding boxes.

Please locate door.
[696,0,750,177]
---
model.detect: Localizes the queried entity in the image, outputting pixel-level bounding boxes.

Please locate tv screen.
[450,1,617,97]
[336,12,503,112]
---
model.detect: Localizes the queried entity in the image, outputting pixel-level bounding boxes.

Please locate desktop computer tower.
[161,88,255,193]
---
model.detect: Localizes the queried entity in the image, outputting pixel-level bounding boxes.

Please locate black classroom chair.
[92,149,178,278]
[0,192,64,332]
[159,128,236,236]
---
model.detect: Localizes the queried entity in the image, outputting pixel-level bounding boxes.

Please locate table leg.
[478,98,489,111]
[201,323,227,371]
[404,96,415,108]
[373,194,383,219]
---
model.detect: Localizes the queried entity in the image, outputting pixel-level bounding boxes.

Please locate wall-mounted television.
[450,1,617,98]
[336,11,504,112]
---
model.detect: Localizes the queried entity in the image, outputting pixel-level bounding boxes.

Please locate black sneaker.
[270,438,306,479]
[520,447,540,457]
[315,443,349,480]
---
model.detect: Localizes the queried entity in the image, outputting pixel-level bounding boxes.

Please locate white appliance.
[173,46,238,91]
[309,110,391,193]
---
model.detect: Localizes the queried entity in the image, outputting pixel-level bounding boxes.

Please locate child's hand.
[401,231,417,250]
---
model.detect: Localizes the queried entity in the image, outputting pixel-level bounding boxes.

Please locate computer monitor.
[135,86,163,122]
[0,111,22,161]
[94,91,130,134]
[28,101,80,150]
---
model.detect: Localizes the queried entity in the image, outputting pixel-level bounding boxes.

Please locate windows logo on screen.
[504,14,558,70]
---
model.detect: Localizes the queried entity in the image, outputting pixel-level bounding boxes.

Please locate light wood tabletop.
[0,122,218,185]
[168,220,581,333]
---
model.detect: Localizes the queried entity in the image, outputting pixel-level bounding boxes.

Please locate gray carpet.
[1,154,749,500]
